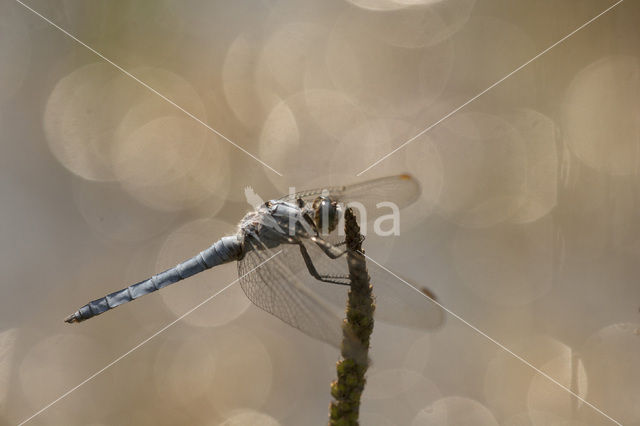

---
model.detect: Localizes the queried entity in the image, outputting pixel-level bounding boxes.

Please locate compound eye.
[297,198,305,208]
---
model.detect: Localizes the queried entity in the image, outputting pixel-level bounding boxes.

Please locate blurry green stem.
[329,208,375,426]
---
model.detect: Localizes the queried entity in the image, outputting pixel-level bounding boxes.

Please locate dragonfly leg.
[334,235,365,247]
[310,236,348,259]
[298,243,350,286]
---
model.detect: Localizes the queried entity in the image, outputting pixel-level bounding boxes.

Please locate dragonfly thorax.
[240,200,316,247]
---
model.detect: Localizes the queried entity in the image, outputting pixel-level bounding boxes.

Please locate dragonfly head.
[312,196,340,234]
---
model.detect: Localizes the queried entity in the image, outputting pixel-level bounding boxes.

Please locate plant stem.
[329,208,375,426]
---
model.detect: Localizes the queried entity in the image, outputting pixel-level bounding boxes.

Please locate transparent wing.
[280,238,350,306]
[277,237,444,332]
[368,264,445,331]
[237,236,346,347]
[270,175,439,331]
[279,174,421,217]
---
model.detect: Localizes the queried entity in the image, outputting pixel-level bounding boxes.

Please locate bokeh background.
[1,0,639,424]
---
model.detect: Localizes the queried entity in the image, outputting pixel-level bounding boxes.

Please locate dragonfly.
[65,174,444,347]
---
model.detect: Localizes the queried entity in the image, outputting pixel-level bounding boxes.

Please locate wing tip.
[397,173,421,205]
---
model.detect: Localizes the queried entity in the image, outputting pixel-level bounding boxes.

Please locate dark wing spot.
[420,287,437,301]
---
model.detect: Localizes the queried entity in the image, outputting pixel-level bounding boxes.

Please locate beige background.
[1,0,639,425]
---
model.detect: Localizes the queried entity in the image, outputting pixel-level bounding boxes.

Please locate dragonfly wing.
[336,174,420,210]
[277,184,346,203]
[367,264,445,331]
[287,237,445,332]
[279,174,421,218]
[286,237,350,308]
[237,237,346,347]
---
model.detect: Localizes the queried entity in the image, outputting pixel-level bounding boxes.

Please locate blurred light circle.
[113,67,207,142]
[484,335,572,420]
[223,33,273,128]
[331,119,414,181]
[411,396,499,426]
[563,55,640,175]
[343,0,407,11]
[448,16,537,106]
[219,409,281,426]
[433,112,527,228]
[304,89,368,141]
[259,90,368,192]
[504,109,560,224]
[156,217,248,328]
[0,328,18,407]
[579,323,640,424]
[44,64,208,186]
[160,0,273,39]
[319,116,439,228]
[354,7,448,48]
[115,115,204,184]
[256,22,328,101]
[71,179,176,243]
[451,216,555,306]
[207,328,273,417]
[553,167,612,261]
[19,334,104,410]
[326,10,453,117]
[110,67,230,212]
[0,3,31,103]
[44,63,127,181]
[357,0,475,48]
[114,115,230,212]
[345,0,474,14]
[153,334,217,406]
[526,352,587,423]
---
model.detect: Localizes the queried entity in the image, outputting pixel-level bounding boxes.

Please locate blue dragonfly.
[65,175,443,346]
